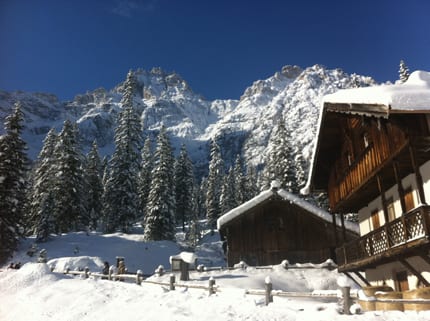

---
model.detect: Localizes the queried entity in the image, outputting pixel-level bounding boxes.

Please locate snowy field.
[1,231,430,321]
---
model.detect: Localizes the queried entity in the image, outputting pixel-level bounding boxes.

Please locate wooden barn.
[217,181,358,267]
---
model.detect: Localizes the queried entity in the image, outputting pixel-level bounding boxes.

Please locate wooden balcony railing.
[336,205,430,270]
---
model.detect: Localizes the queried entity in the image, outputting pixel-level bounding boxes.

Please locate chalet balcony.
[328,134,430,212]
[336,205,430,272]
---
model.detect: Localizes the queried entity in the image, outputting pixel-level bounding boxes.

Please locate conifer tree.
[244,163,259,201]
[220,166,236,214]
[174,144,194,231]
[206,139,224,229]
[27,128,58,241]
[137,137,153,222]
[197,177,208,218]
[264,117,294,191]
[233,155,245,206]
[51,120,87,232]
[84,140,103,230]
[143,126,176,241]
[187,187,201,248]
[0,102,29,262]
[103,70,142,233]
[399,59,410,83]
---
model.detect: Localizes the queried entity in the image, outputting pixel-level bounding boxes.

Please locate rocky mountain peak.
[0,65,377,182]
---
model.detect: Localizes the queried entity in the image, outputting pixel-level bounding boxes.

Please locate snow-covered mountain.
[0,65,375,179]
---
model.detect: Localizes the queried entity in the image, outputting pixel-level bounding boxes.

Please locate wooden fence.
[59,267,430,313]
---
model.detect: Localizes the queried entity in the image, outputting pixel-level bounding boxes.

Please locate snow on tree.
[263,117,295,191]
[84,140,103,231]
[103,70,142,233]
[244,163,259,201]
[51,120,87,233]
[137,137,153,222]
[197,176,207,218]
[174,144,194,232]
[233,154,246,206]
[186,184,202,247]
[399,59,410,83]
[220,166,236,214]
[143,126,176,241]
[27,128,58,241]
[0,102,29,263]
[205,139,224,230]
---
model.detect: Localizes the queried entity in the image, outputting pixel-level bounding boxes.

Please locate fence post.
[170,274,175,291]
[136,270,143,285]
[208,277,216,295]
[84,267,90,279]
[108,266,113,281]
[265,276,273,305]
[341,286,351,315]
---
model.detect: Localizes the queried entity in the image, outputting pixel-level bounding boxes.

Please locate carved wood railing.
[336,205,430,268]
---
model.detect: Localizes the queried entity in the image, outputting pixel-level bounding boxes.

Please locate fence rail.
[59,267,430,312]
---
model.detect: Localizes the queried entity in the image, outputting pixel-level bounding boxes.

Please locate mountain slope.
[0,65,375,182]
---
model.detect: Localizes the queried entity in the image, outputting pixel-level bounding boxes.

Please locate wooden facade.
[307,77,430,290]
[217,187,358,267]
[312,113,429,213]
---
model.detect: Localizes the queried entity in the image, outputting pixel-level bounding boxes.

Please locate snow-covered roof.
[217,181,358,233]
[323,70,430,112]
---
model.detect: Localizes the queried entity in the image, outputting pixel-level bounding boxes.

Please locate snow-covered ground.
[1,230,429,321]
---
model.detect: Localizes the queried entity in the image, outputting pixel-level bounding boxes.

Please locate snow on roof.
[217,189,274,230]
[217,182,358,234]
[169,251,197,264]
[323,70,430,112]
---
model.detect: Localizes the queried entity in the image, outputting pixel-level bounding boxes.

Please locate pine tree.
[233,155,245,206]
[206,139,224,230]
[103,70,142,233]
[220,166,236,214]
[137,137,153,222]
[186,184,201,247]
[84,140,103,231]
[27,128,58,241]
[0,102,29,263]
[51,120,87,232]
[143,126,176,241]
[399,59,410,83]
[197,177,208,218]
[174,144,194,231]
[244,163,259,201]
[264,117,295,191]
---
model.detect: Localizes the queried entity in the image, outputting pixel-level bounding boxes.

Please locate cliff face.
[0,65,375,180]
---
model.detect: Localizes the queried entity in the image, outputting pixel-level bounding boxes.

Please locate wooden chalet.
[217,181,358,267]
[305,70,430,291]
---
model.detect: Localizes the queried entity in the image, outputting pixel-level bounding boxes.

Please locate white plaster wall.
[365,256,430,291]
[358,161,429,235]
[421,160,430,203]
[358,197,383,236]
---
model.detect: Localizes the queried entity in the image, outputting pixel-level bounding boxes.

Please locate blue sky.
[1,0,429,101]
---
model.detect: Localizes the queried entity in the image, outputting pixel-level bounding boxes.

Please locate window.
[404,187,415,213]
[371,209,380,230]
[386,197,396,222]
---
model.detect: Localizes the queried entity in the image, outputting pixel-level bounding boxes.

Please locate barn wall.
[225,200,350,266]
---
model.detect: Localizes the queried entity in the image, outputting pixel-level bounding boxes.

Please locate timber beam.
[399,258,430,287]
